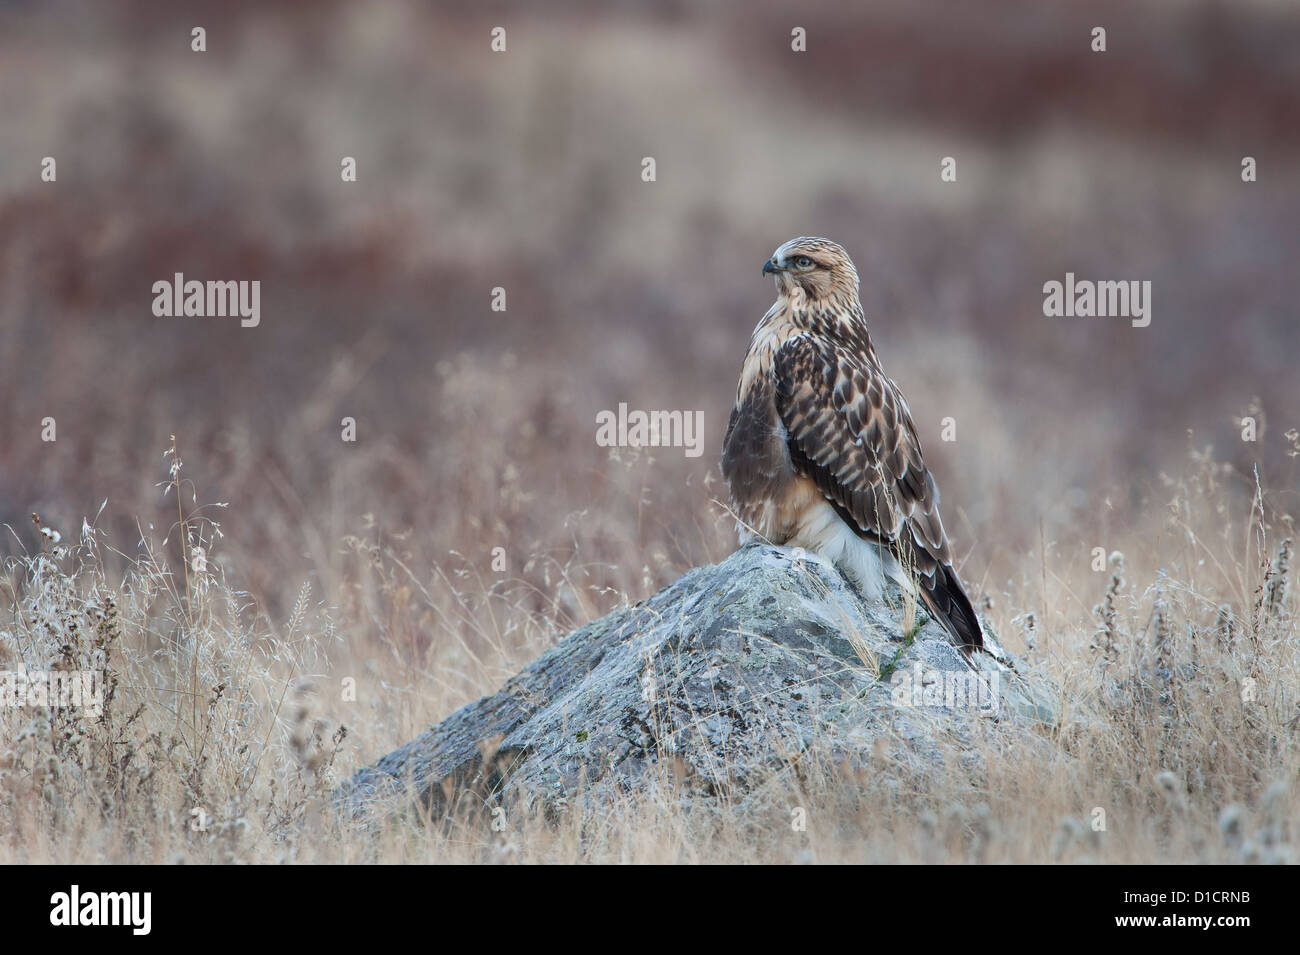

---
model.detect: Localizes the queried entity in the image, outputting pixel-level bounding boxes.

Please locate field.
[1,0,1298,863]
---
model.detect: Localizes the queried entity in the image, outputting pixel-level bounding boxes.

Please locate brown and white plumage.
[721,236,983,651]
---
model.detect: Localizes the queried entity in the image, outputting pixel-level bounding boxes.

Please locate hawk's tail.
[919,563,984,652]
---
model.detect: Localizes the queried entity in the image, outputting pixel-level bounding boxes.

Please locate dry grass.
[1,437,1295,864]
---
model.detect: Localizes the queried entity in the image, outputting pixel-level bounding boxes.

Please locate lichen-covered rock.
[336,545,1056,822]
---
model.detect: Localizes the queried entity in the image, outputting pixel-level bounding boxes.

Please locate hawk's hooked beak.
[762,259,782,277]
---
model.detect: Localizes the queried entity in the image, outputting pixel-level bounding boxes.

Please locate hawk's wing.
[773,335,983,650]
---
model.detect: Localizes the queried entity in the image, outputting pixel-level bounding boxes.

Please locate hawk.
[721,236,983,651]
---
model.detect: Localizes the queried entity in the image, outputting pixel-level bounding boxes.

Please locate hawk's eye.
[795,255,815,269]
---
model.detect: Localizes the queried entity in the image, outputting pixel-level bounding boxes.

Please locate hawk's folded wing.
[773,335,983,650]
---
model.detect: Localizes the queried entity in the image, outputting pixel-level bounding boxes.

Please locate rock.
[335,545,1056,823]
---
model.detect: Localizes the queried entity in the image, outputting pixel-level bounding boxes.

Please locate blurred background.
[2,0,1298,648]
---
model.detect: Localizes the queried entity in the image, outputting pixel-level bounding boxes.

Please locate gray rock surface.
[336,545,1056,822]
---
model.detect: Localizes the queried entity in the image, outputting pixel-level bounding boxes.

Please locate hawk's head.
[762,236,860,305]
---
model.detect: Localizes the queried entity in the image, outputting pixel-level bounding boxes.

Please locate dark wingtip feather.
[920,564,984,652]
